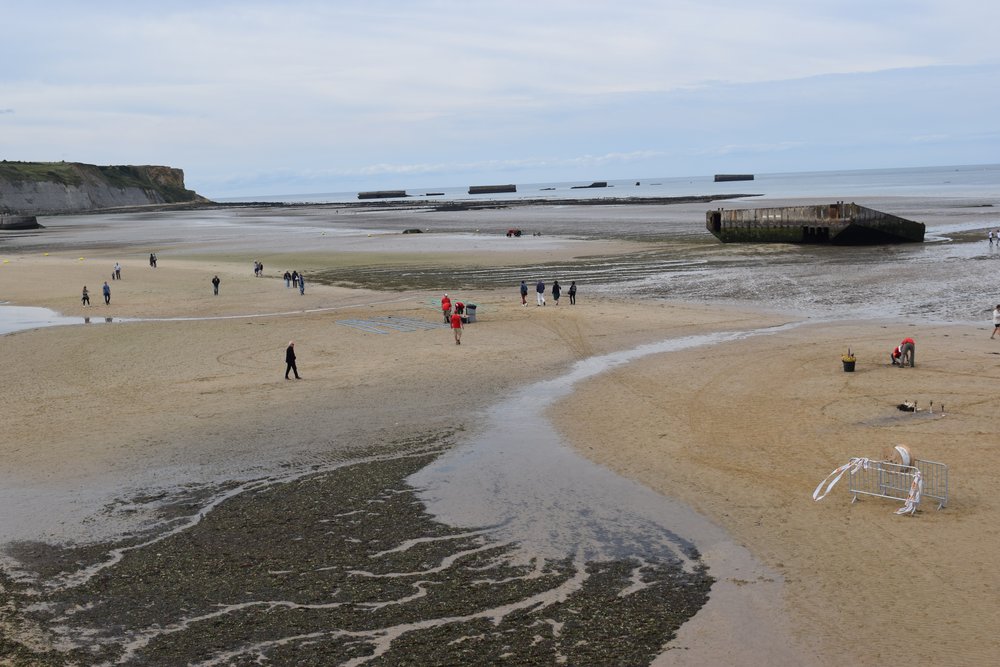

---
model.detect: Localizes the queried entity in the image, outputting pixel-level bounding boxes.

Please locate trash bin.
[466,304,477,323]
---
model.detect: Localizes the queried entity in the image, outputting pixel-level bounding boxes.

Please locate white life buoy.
[893,444,912,467]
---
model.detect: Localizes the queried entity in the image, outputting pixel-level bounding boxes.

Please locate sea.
[217,163,1000,204]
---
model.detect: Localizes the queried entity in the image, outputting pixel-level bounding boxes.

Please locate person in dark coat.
[568,281,577,305]
[285,341,300,379]
[551,280,561,305]
[211,275,221,295]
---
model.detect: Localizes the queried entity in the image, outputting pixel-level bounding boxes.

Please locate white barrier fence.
[814,457,948,515]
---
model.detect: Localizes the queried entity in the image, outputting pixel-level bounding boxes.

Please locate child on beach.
[992,305,1000,339]
[81,286,90,306]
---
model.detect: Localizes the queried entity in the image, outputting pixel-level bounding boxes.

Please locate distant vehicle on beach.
[706,202,925,245]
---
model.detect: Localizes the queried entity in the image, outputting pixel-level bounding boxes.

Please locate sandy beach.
[2,207,999,665]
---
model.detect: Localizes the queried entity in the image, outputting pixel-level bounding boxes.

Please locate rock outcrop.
[0,161,209,214]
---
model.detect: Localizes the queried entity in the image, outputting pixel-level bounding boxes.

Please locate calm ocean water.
[218,163,1000,204]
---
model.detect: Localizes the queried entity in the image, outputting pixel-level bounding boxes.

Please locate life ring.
[893,444,912,467]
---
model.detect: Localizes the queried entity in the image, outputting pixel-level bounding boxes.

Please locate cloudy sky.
[2,0,998,197]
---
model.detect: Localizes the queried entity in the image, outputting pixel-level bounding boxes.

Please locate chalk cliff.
[0,161,209,214]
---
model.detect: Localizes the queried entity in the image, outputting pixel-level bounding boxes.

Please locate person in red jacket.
[450,309,464,345]
[891,337,915,367]
[899,337,915,367]
[441,293,452,323]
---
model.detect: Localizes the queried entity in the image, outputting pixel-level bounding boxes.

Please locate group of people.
[81,256,159,306]
[81,282,112,306]
[989,230,1000,245]
[520,280,577,306]
[282,270,306,294]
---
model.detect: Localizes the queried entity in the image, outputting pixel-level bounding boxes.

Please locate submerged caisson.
[0,214,42,230]
[706,202,924,245]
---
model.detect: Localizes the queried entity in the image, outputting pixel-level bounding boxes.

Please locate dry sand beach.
[1,205,999,665]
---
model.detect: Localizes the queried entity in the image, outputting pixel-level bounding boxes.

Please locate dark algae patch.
[1,443,712,665]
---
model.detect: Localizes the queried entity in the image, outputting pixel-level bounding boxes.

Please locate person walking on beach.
[520,281,528,306]
[551,280,561,305]
[450,308,464,345]
[285,341,300,379]
[114,262,121,280]
[102,281,111,305]
[441,293,452,322]
[992,304,1000,339]
[291,270,299,288]
[568,281,577,305]
[149,253,156,268]
[284,270,291,288]
[298,273,305,295]
[81,286,90,306]
[536,280,546,306]
[211,275,221,295]
[990,230,995,246]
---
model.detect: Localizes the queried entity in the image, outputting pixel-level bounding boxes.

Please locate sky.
[2,0,998,198]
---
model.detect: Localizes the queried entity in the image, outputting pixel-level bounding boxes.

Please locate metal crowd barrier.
[914,459,949,510]
[849,458,948,511]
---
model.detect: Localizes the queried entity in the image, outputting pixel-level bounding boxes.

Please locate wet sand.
[1,206,999,664]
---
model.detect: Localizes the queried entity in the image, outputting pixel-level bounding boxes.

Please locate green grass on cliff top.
[0,161,200,202]
[0,161,85,186]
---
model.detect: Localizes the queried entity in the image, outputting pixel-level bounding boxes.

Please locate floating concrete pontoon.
[706,202,925,245]
[357,190,408,200]
[468,184,516,195]
[0,214,42,230]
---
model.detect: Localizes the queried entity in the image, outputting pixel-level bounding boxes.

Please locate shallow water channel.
[411,323,809,664]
